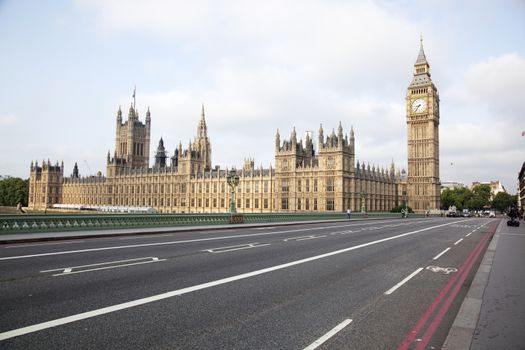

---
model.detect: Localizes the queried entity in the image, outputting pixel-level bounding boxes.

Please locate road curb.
[0,216,400,244]
[442,219,502,350]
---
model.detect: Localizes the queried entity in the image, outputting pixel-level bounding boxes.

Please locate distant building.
[471,180,507,199]
[441,181,465,193]
[28,41,440,214]
[518,162,525,210]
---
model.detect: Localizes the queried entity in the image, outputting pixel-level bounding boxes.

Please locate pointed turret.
[72,162,79,178]
[154,137,167,168]
[318,124,324,149]
[413,36,431,77]
[291,127,297,144]
[275,129,280,151]
[197,103,207,138]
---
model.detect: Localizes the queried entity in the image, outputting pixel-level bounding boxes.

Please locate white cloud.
[0,113,17,125]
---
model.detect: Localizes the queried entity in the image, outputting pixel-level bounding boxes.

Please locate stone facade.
[28,42,446,214]
[406,39,441,213]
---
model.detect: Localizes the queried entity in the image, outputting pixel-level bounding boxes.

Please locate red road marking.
[397,222,497,350]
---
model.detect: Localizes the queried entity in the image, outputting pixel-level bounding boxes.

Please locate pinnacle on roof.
[415,35,428,65]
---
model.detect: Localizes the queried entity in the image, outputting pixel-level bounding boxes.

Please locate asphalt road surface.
[0,217,498,349]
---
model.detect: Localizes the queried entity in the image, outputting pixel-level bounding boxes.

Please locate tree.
[440,187,473,211]
[467,184,492,210]
[492,192,517,213]
[390,203,414,213]
[0,177,29,207]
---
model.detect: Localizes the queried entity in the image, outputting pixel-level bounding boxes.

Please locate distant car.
[507,219,520,227]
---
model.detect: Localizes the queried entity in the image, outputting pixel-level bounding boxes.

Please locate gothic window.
[264,181,269,193]
[220,198,225,208]
[246,199,250,208]
[255,198,259,209]
[264,198,268,209]
[314,198,318,210]
[205,198,209,207]
[326,199,334,211]
[191,198,195,206]
[306,198,310,210]
[326,178,334,192]
[298,180,302,192]
[282,160,289,171]
[198,198,202,207]
[306,179,310,192]
[213,198,217,208]
[298,198,302,210]
[237,199,241,208]
[281,179,289,193]
[314,180,318,192]
[281,198,289,210]
[255,183,259,193]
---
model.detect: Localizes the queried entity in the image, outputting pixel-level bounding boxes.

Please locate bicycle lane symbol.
[426,266,458,274]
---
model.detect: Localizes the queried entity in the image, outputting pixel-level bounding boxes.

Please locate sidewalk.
[444,219,525,349]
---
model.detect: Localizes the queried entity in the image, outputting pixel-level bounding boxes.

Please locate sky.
[0,0,524,192]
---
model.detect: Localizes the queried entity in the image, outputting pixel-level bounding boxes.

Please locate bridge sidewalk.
[444,218,525,349]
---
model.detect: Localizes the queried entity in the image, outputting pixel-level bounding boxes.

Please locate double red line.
[396,222,497,350]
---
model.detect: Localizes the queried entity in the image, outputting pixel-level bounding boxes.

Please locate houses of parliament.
[28,41,441,214]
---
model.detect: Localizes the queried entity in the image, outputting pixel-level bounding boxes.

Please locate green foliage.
[0,177,29,207]
[440,187,473,211]
[492,192,517,213]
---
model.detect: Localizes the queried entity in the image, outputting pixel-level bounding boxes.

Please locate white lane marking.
[0,220,464,341]
[51,260,165,276]
[40,257,165,276]
[5,241,86,248]
[203,243,270,254]
[296,235,326,241]
[433,247,451,260]
[0,219,436,260]
[384,268,424,295]
[303,319,353,350]
[454,238,464,245]
[255,227,275,230]
[426,266,457,274]
[465,231,474,237]
[41,257,161,272]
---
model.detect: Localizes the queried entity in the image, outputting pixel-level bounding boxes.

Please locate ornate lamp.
[226,168,240,213]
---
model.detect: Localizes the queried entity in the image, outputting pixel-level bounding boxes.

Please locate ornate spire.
[197,104,207,138]
[415,35,428,65]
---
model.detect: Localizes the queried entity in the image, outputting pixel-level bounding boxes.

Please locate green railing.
[0,212,409,235]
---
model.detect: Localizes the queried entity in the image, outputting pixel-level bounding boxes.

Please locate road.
[0,217,498,349]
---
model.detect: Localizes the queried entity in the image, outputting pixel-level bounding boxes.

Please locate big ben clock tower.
[406,38,441,213]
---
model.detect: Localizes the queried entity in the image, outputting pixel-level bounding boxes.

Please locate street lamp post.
[226,168,240,214]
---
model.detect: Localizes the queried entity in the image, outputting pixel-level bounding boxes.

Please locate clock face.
[412,98,427,113]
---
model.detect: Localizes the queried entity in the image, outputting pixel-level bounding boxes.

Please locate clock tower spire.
[406,38,441,213]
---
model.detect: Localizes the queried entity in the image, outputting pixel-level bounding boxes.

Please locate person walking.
[347,208,351,220]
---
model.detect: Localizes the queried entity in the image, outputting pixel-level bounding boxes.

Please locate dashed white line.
[433,247,451,260]
[0,220,465,340]
[454,238,464,245]
[203,243,270,253]
[296,235,326,241]
[303,319,353,350]
[384,267,424,295]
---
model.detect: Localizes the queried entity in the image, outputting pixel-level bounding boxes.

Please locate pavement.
[1,217,523,349]
[444,218,525,350]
